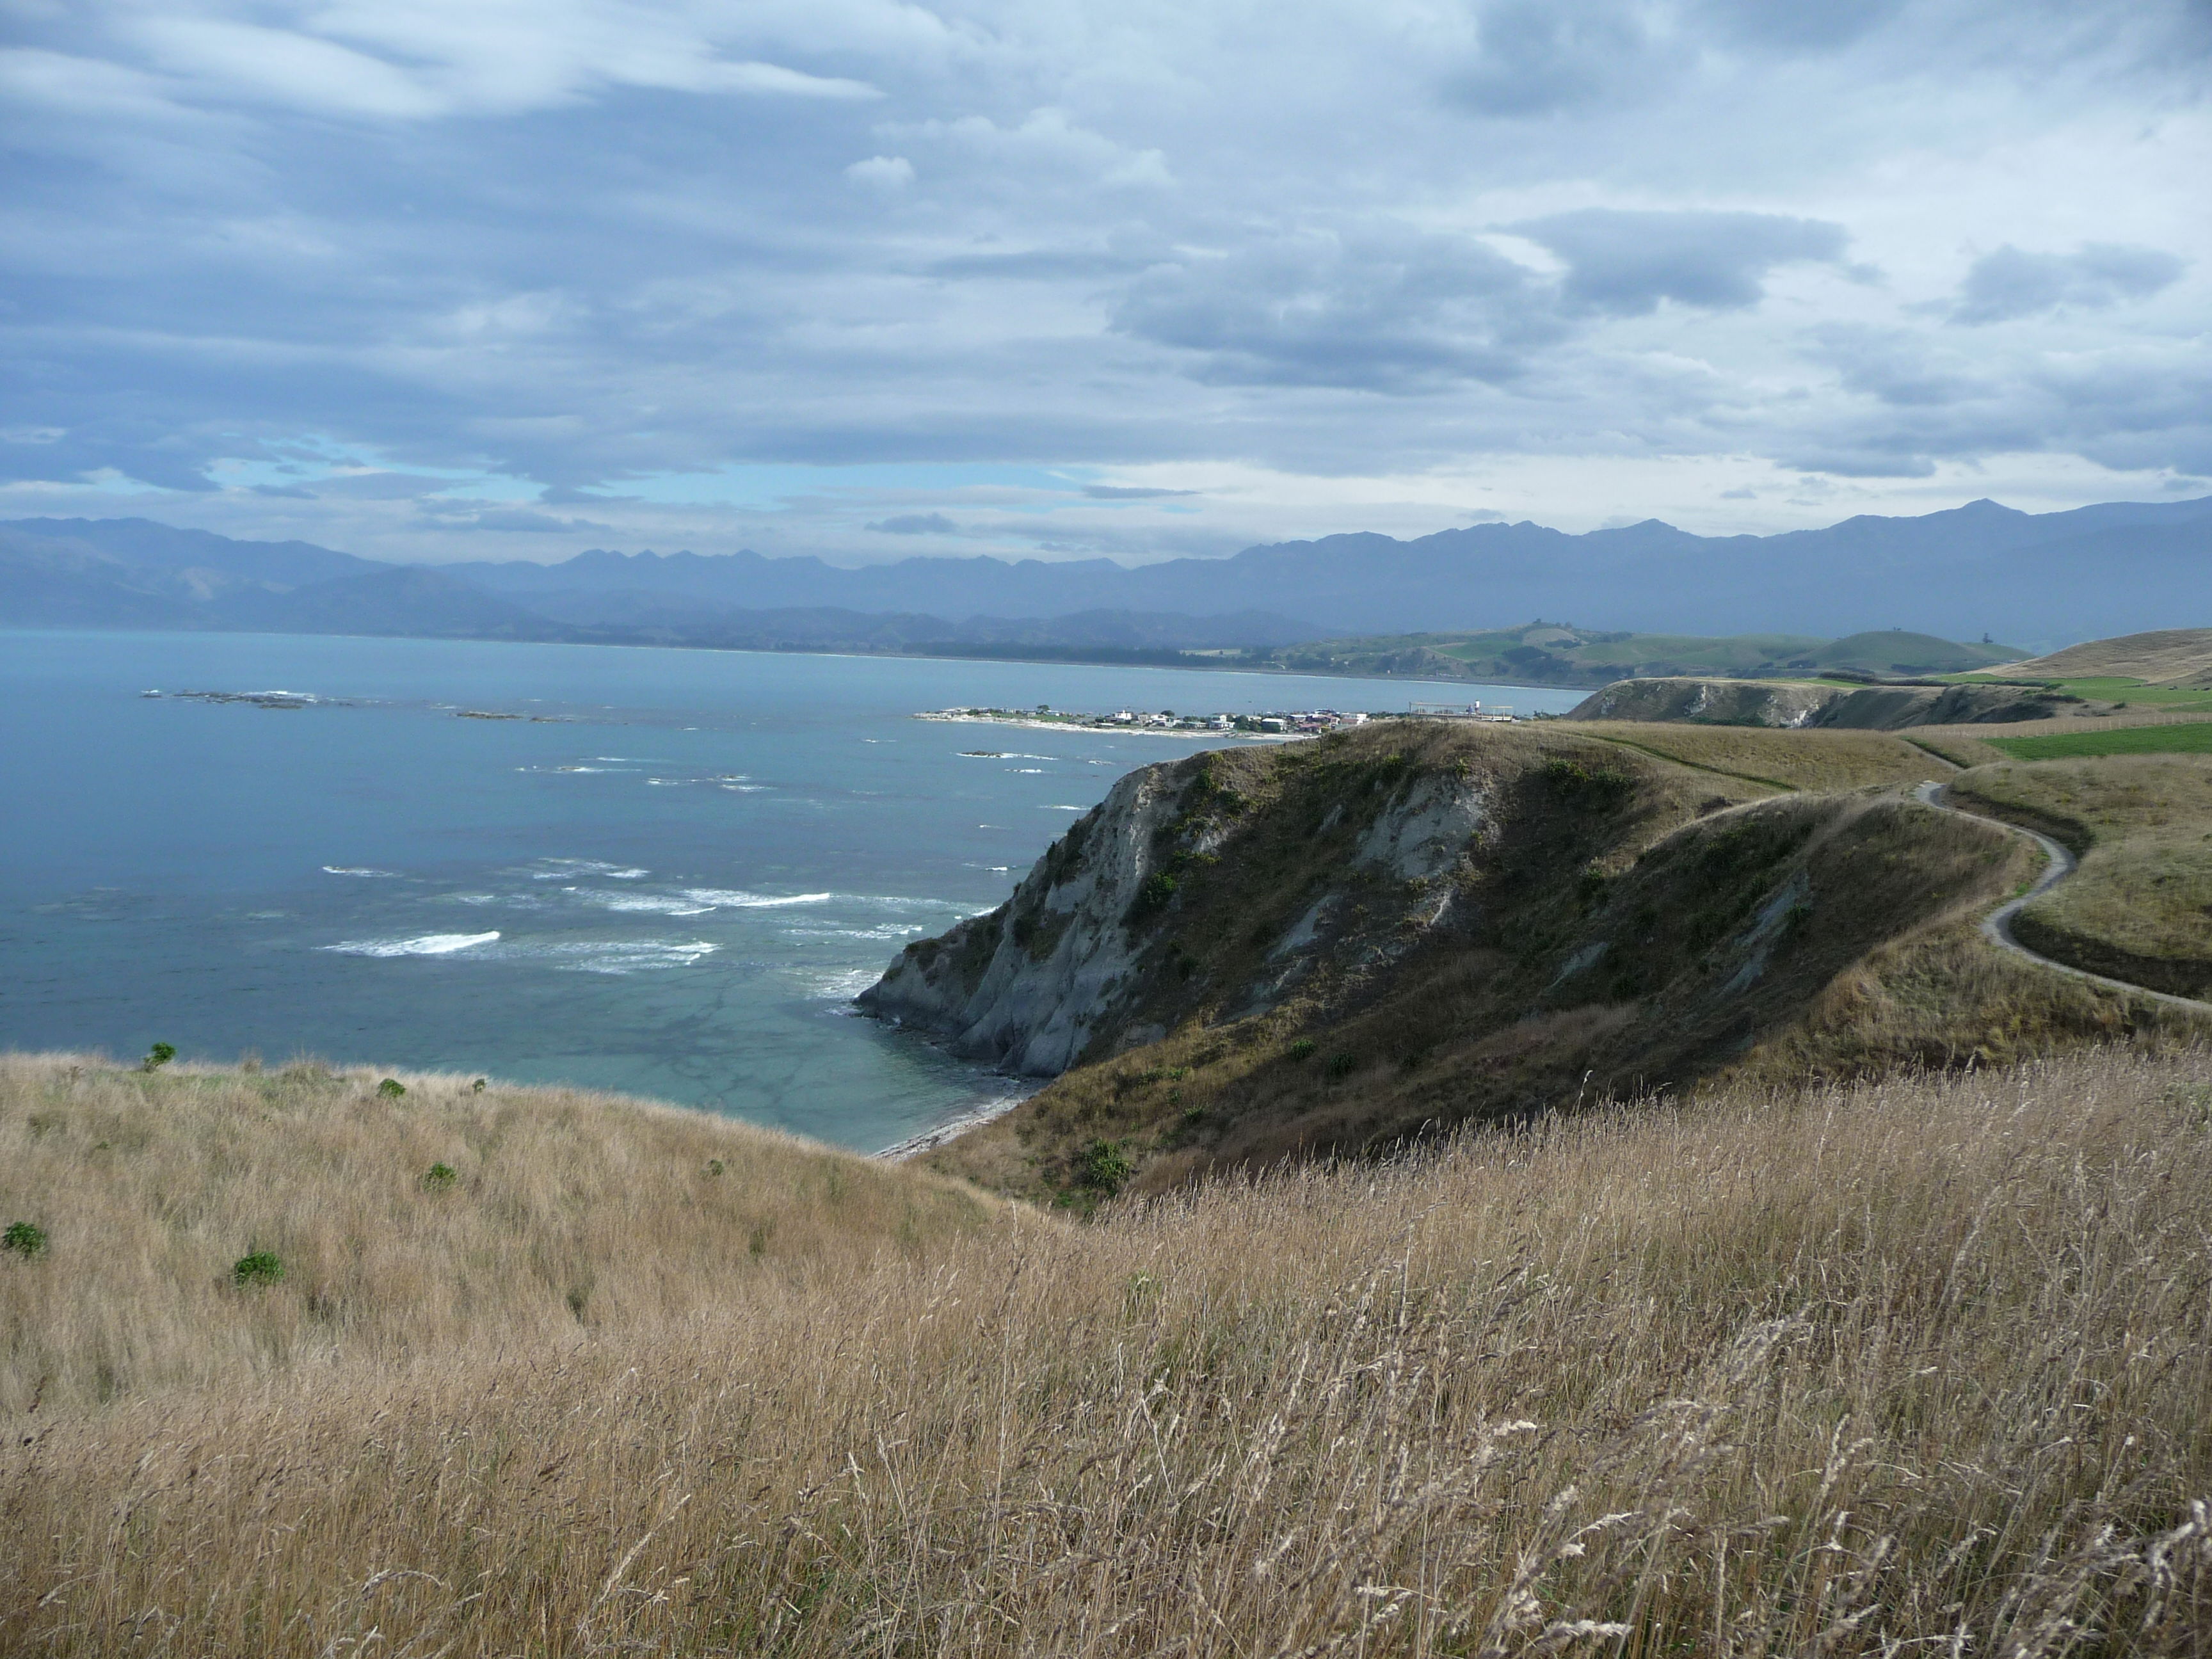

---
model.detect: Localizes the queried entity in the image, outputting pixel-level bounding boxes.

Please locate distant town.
[917,700,1518,737]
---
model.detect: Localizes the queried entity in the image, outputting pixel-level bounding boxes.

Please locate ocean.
[0,630,1582,1150]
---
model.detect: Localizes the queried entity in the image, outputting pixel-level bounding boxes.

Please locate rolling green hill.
[1226,623,2024,687]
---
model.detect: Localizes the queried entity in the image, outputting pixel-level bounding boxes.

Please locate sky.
[3,0,2208,568]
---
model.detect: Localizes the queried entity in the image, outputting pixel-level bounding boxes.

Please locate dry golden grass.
[1552,721,1945,792]
[6,1047,2212,1655]
[0,1055,993,1415]
[1946,757,2212,998]
[2013,628,2212,686]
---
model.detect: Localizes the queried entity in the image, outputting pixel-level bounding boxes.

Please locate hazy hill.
[7,493,2209,652]
[445,492,2212,642]
[1236,622,2026,687]
[2011,627,2212,687]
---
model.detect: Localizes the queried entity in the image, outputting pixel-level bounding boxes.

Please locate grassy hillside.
[0,1057,993,1414]
[6,1048,2210,1655]
[1986,720,2212,758]
[1231,623,2021,687]
[1948,756,2212,997]
[913,721,2204,1206]
[2009,627,2212,685]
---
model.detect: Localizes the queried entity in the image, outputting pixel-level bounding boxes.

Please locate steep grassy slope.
[2010,627,2212,685]
[876,723,2204,1205]
[0,1057,993,1414]
[6,1050,2211,1656]
[1947,757,2212,996]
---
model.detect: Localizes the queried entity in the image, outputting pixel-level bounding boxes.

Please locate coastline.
[875,1087,1038,1160]
[916,711,1302,741]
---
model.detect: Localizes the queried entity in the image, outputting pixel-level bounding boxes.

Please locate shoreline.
[875,1087,1038,1160]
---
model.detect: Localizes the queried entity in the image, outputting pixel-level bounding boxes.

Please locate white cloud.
[127,17,445,117]
[846,154,915,188]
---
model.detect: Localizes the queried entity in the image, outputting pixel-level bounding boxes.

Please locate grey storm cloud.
[0,0,2207,559]
[1511,210,1857,317]
[1112,232,1566,390]
[1444,0,1663,118]
[1951,244,2188,325]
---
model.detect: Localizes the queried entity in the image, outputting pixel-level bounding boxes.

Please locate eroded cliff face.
[1569,676,2088,729]
[858,740,1495,1075]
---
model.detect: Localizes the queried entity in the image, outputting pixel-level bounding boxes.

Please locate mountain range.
[4,493,2209,658]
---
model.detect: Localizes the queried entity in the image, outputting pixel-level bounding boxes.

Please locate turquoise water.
[0,630,1581,1150]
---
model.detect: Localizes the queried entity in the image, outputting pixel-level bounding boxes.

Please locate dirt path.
[1912,781,2212,1012]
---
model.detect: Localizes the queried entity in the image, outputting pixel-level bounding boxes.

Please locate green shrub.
[376,1078,406,1098]
[1075,1139,1134,1196]
[470,1077,486,1093]
[1286,1038,1318,1062]
[422,1162,458,1192]
[1126,870,1179,922]
[1325,1052,1359,1080]
[140,1043,175,1073]
[3,1221,47,1258]
[704,1158,726,1178]
[232,1251,284,1287]
[1576,864,1612,910]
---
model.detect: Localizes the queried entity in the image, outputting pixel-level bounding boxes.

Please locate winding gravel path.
[1911,781,2212,1012]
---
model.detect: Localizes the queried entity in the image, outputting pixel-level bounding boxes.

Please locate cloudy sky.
[3,0,2207,566]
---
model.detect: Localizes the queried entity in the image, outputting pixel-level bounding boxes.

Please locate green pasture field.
[1946,673,2212,712]
[1984,721,2212,760]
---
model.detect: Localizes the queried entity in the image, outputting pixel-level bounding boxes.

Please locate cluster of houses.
[922,701,1520,737]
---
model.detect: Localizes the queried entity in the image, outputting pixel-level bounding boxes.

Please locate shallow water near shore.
[0,630,1578,1150]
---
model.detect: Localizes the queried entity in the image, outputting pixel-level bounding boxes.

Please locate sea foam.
[680,889,835,908]
[323,931,501,958]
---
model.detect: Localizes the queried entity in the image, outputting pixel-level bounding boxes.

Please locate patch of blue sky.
[209,435,543,499]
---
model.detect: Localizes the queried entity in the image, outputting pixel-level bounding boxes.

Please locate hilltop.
[865,721,2208,1205]
[0,1057,993,1415]
[2008,627,2212,687]
[1228,623,2024,687]
[1565,625,2212,739]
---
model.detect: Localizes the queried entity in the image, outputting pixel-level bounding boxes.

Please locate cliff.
[1568,675,2089,728]
[862,722,2203,1206]
[858,741,1490,1073]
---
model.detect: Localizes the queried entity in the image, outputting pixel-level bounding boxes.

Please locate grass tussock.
[1948,757,2212,997]
[0,1055,993,1414]
[6,1047,2212,1655]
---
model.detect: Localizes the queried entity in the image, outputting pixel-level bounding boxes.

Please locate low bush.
[230,1251,284,1287]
